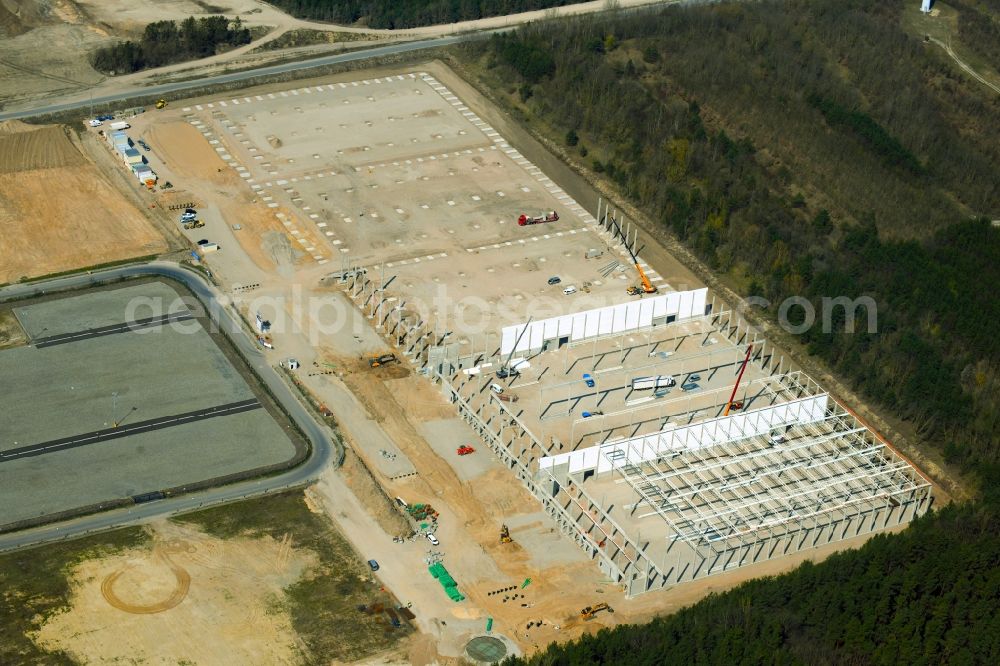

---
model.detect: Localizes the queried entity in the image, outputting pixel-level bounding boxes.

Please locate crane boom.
[604,211,657,294]
[724,345,753,416]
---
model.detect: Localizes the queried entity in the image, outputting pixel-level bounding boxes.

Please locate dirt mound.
[0,124,86,173]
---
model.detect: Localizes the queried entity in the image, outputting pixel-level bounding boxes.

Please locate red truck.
[518,211,559,226]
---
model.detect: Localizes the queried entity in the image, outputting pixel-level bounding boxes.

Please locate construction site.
[1,59,938,663]
[106,59,933,618]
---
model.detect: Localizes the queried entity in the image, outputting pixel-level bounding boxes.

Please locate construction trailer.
[122,148,144,166]
[111,135,130,152]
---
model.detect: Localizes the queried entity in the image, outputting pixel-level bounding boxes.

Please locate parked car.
[367,559,380,571]
[583,373,595,388]
[138,139,151,151]
[681,382,700,392]
[88,119,102,127]
[770,431,787,444]
[563,285,577,295]
[547,276,561,285]
[426,533,440,546]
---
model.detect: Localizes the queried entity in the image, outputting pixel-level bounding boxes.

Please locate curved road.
[0,261,336,552]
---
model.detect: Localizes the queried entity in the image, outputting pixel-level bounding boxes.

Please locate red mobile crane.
[724,345,753,416]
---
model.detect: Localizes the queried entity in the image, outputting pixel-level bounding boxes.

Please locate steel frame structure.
[340,234,934,598]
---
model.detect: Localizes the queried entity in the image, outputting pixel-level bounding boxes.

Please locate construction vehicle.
[155,99,167,109]
[500,524,513,544]
[183,219,205,230]
[580,602,614,620]
[497,393,518,403]
[457,445,475,456]
[517,211,559,226]
[603,211,657,295]
[368,353,397,368]
[723,345,753,416]
[496,316,532,379]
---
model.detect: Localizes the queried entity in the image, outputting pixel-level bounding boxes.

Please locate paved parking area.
[0,281,297,528]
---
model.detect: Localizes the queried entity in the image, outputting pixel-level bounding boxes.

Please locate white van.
[490,383,504,394]
[563,285,577,295]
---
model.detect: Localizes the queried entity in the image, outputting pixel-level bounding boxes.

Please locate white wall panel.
[500,288,708,355]
[539,394,830,474]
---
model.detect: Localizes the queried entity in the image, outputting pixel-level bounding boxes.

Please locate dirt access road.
[1,0,674,113]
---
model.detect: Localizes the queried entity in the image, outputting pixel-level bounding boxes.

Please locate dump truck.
[517,211,559,226]
[368,353,397,368]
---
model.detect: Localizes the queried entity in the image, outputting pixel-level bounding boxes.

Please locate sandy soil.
[147,119,232,185]
[0,122,166,283]
[33,520,317,665]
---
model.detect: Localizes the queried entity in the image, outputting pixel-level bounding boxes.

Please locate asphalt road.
[0,34,469,121]
[0,262,336,552]
[33,311,193,348]
[0,398,261,463]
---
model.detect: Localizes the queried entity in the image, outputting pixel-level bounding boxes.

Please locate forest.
[90,16,252,74]
[462,1,1000,661]
[951,0,1000,71]
[267,0,573,28]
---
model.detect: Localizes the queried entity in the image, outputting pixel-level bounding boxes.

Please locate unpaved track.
[101,539,194,614]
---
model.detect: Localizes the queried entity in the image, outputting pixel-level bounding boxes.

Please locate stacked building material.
[429,563,465,602]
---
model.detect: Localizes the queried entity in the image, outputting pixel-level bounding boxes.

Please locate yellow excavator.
[500,524,513,544]
[155,99,167,109]
[580,602,614,620]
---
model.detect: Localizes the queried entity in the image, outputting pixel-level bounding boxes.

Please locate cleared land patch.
[4,491,405,664]
[0,122,166,284]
